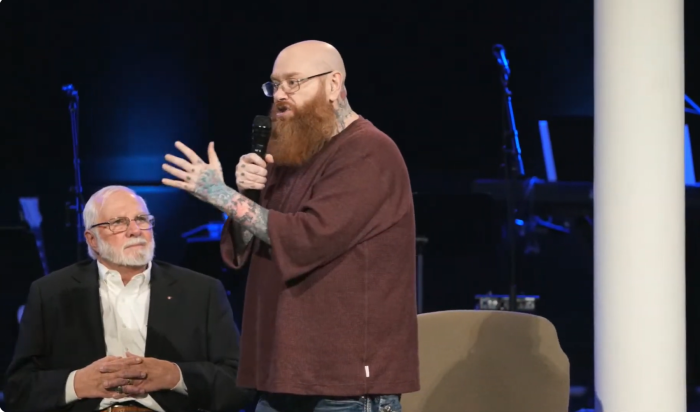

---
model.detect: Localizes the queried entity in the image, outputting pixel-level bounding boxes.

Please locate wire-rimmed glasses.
[89,214,155,234]
[262,71,332,97]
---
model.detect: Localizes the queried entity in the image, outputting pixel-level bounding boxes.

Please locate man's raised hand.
[162,141,226,204]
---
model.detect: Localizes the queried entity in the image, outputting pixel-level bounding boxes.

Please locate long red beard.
[267,88,338,167]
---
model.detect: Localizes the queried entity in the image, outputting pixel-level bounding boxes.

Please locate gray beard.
[96,235,155,267]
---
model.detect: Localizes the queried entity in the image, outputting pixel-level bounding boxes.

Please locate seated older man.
[4,185,253,412]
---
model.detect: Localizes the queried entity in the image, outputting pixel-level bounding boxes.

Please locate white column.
[594,0,686,410]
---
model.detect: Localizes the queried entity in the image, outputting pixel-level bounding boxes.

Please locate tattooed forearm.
[221,188,270,244]
[220,188,269,244]
[193,171,270,244]
[232,227,255,250]
[235,202,269,244]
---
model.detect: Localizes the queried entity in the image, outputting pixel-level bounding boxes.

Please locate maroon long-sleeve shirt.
[221,116,419,397]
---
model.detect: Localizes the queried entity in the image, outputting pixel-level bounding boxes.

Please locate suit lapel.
[72,261,107,358]
[145,262,178,357]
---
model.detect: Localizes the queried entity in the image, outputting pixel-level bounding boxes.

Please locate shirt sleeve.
[170,363,188,395]
[64,370,79,403]
[220,218,253,270]
[220,174,276,270]
[267,136,412,282]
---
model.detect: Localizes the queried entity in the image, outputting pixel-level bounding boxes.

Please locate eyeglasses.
[90,214,155,234]
[262,71,332,97]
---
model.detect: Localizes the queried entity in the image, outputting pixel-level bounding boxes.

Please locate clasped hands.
[74,352,180,399]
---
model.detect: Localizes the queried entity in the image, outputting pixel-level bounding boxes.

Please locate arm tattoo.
[235,191,255,246]
[194,171,270,244]
[218,187,270,244]
[232,227,255,251]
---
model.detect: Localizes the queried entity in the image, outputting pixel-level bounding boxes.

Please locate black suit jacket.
[4,260,255,412]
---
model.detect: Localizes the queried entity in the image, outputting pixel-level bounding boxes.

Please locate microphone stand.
[492,45,526,313]
[62,84,86,261]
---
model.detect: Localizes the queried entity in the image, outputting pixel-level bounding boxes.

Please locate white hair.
[83,185,149,260]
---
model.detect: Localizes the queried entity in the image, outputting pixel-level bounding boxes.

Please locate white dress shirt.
[64,261,187,411]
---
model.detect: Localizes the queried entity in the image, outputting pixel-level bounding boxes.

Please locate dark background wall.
[2,0,700,409]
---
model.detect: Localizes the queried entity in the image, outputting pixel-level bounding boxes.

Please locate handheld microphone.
[248,115,272,204]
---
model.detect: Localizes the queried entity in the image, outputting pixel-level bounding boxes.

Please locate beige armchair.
[401,310,570,412]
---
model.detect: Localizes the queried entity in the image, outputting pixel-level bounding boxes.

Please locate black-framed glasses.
[89,214,155,233]
[262,71,332,97]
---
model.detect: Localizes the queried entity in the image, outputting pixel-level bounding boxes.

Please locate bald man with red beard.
[162,40,419,412]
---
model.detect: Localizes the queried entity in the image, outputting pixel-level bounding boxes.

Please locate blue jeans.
[255,393,402,412]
